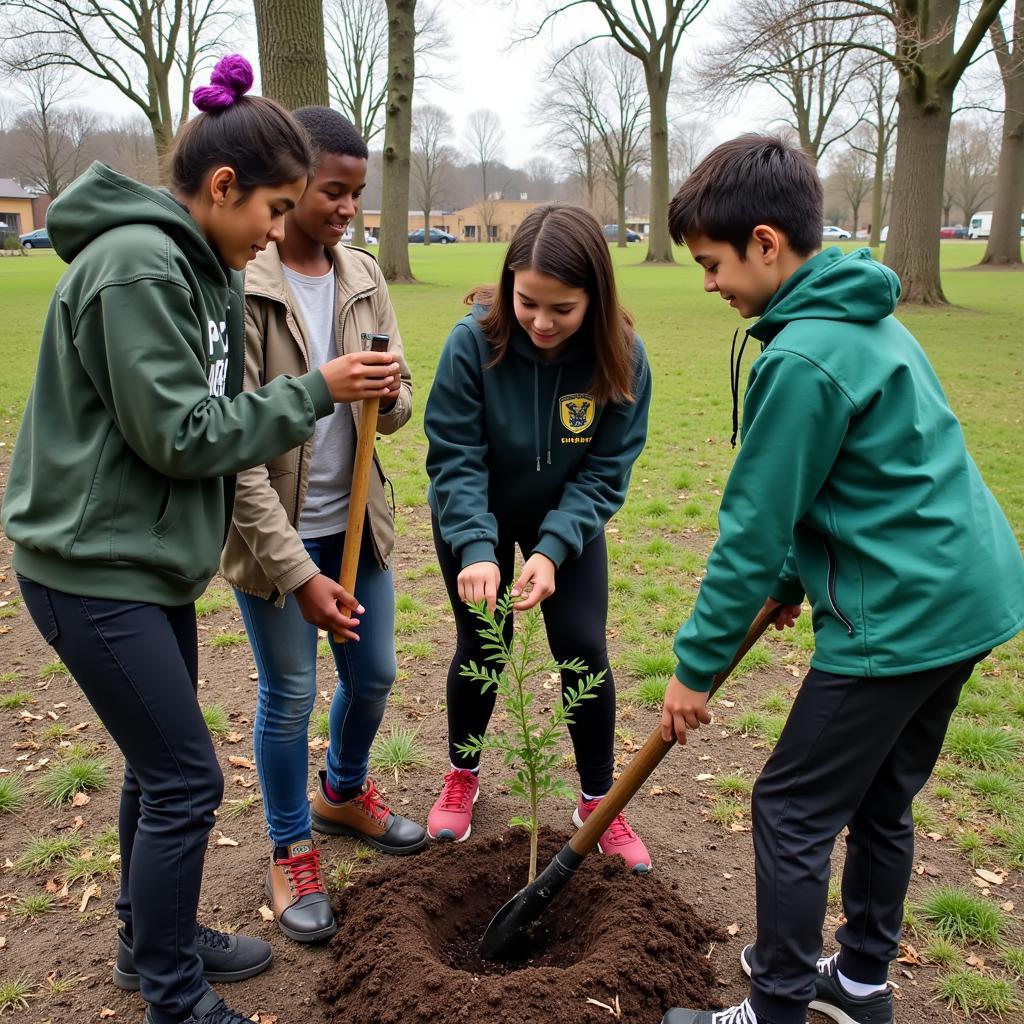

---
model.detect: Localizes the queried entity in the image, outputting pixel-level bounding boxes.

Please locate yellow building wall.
[0,198,35,234]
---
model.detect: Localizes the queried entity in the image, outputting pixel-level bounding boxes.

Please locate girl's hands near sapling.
[511,552,556,611]
[458,561,501,614]
[320,351,401,404]
[294,573,363,640]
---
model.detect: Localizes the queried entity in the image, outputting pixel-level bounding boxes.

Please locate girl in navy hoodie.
[424,205,654,870]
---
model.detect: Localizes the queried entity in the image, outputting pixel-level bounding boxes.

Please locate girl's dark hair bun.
[193,54,254,112]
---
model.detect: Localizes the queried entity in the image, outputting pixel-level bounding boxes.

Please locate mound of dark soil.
[320,829,722,1024]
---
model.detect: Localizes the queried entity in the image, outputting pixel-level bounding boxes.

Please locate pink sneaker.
[427,769,480,842]
[572,795,653,874]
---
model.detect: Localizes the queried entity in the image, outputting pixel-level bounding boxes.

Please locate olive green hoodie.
[674,248,1023,690]
[1,163,334,605]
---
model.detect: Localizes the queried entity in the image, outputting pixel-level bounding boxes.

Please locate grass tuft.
[935,970,1020,1016]
[918,885,1005,944]
[370,726,428,778]
[16,834,82,873]
[943,722,1021,769]
[12,893,57,922]
[0,691,33,710]
[36,757,108,806]
[627,676,667,709]
[201,704,229,736]
[0,976,34,1014]
[0,776,26,815]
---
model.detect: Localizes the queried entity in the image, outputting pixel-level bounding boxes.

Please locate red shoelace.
[278,848,326,899]
[439,770,477,810]
[582,800,638,846]
[353,779,390,824]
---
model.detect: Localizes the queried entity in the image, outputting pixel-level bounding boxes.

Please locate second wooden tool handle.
[569,600,781,855]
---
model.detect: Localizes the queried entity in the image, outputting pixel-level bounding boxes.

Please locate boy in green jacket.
[659,135,1024,1024]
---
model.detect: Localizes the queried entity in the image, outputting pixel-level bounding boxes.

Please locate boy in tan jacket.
[221,108,424,943]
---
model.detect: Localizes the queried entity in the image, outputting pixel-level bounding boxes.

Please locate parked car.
[822,225,852,241]
[19,228,51,249]
[939,224,966,239]
[968,211,1024,240]
[602,224,641,242]
[880,225,889,242]
[408,227,457,244]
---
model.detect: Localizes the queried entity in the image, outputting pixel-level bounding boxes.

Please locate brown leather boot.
[310,770,427,854]
[264,839,337,943]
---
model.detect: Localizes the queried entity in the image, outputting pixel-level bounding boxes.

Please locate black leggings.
[18,576,220,1024]
[432,515,616,795]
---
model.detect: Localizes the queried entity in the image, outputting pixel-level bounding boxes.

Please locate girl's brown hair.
[167,55,313,200]
[465,205,636,404]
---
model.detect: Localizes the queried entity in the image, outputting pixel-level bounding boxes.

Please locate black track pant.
[19,576,221,1024]
[748,652,987,1024]
[432,515,616,795]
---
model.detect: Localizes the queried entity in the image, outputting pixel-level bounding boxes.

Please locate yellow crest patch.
[559,393,595,434]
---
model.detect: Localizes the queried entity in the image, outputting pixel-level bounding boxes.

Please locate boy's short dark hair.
[668,134,823,257]
[292,106,369,162]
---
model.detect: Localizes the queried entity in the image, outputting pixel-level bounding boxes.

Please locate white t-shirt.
[282,264,355,539]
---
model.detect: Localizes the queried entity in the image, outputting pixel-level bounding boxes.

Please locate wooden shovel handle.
[333,335,390,643]
[568,599,781,855]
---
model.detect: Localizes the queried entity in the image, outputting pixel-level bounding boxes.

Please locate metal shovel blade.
[479,842,584,961]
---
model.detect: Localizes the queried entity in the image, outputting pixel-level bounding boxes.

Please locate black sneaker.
[662,999,762,1023]
[740,945,894,1024]
[143,988,256,1023]
[113,924,272,991]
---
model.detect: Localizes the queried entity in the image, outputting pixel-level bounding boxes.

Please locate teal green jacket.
[425,313,651,568]
[1,163,333,605]
[674,248,1023,690]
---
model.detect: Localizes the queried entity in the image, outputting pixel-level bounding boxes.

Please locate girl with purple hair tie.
[1,55,398,1024]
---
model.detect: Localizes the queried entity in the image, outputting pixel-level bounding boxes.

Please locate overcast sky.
[66,0,999,171]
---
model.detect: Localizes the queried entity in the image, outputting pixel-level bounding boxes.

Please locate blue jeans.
[235,530,396,846]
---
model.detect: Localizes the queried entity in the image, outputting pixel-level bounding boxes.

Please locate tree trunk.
[980,5,1024,268]
[869,143,885,248]
[423,207,431,244]
[353,208,367,248]
[616,177,628,249]
[850,203,859,240]
[643,67,674,263]
[883,78,953,304]
[379,0,416,283]
[254,0,330,109]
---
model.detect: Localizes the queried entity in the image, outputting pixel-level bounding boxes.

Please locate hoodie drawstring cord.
[730,328,752,448]
[533,363,541,471]
[546,367,562,466]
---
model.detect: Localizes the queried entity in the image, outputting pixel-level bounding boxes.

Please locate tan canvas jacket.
[220,242,412,601]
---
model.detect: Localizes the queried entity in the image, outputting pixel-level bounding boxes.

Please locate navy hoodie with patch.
[425,311,652,568]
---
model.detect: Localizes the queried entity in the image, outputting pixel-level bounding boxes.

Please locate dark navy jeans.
[18,575,219,1024]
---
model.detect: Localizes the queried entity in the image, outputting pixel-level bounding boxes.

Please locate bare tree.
[668,119,710,191]
[378,0,416,282]
[847,58,897,246]
[524,156,560,198]
[254,0,329,108]
[534,0,712,263]
[0,0,236,160]
[11,65,94,196]
[980,0,1024,266]
[411,103,454,243]
[700,0,863,164]
[595,45,649,247]
[945,120,997,224]
[466,108,504,241]
[832,136,873,235]
[533,46,605,209]
[325,0,448,244]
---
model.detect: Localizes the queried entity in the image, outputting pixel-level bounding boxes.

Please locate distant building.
[0,179,36,235]
[450,199,547,242]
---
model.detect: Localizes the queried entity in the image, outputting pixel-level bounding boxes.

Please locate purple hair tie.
[193,54,254,112]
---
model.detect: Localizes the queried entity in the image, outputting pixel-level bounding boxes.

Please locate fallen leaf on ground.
[966,954,989,973]
[0,936,6,949]
[79,882,101,912]
[695,773,715,782]
[257,905,275,922]
[649,786,665,796]
[100,1009,116,1019]
[726,923,741,936]
[898,942,923,965]
[975,868,1004,885]
[224,732,244,744]
[925,832,943,842]
[228,756,256,770]
[72,792,91,807]
[216,834,239,847]
[1001,900,1014,912]
[728,822,750,832]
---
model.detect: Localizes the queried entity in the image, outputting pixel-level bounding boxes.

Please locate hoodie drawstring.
[730,328,752,448]
[533,363,563,471]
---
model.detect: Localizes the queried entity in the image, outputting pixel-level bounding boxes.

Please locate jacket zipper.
[822,537,854,635]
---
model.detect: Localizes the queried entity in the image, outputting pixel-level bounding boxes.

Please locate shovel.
[478,599,782,961]
[333,332,391,644]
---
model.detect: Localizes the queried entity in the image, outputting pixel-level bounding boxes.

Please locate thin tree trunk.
[869,144,885,248]
[883,81,953,304]
[353,207,366,247]
[643,68,674,263]
[980,0,1024,267]
[379,0,416,282]
[254,0,330,109]
[423,207,431,244]
[616,178,627,248]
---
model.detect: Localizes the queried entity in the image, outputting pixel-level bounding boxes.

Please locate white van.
[969,211,1024,239]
